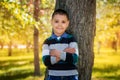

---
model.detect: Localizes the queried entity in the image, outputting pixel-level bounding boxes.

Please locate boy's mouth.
[56,27,63,30]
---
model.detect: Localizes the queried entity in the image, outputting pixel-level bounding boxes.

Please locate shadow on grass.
[0,60,33,70]
[0,56,43,71]
[0,67,45,80]
[0,57,45,80]
[0,70,33,80]
[93,65,120,80]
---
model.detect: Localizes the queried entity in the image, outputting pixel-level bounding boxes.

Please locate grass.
[0,48,120,80]
[92,48,120,80]
[0,49,45,80]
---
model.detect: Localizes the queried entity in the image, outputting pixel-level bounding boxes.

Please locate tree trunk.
[55,0,96,80]
[33,0,40,76]
[1,16,4,50]
[0,42,3,49]
[8,40,12,56]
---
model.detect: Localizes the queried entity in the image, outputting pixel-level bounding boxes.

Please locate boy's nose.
[58,23,62,26]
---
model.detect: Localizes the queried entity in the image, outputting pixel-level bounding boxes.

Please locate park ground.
[0,48,120,80]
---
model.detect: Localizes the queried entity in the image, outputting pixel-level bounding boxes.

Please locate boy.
[42,9,79,80]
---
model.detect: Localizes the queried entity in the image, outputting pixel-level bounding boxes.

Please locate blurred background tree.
[0,0,54,55]
[95,0,120,53]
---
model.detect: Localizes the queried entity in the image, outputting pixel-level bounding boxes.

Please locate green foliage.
[0,1,35,27]
[41,0,55,9]
[95,0,120,47]
[0,1,35,45]
[0,0,55,46]
[97,0,120,3]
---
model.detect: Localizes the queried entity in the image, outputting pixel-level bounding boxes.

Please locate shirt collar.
[51,32,68,39]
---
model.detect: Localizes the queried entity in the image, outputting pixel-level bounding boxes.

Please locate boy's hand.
[50,49,61,58]
[64,48,75,54]
[56,57,60,62]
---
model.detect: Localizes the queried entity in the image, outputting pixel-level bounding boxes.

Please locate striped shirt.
[42,32,79,76]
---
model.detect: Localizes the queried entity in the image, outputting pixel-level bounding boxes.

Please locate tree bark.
[55,0,96,80]
[0,42,3,49]
[8,40,12,56]
[33,0,40,76]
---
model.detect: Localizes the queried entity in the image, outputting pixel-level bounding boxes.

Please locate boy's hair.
[52,9,69,20]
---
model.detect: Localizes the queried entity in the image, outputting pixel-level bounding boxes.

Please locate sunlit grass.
[0,49,46,80]
[0,48,120,80]
[92,48,120,80]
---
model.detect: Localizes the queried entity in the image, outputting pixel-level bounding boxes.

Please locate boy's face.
[51,14,69,36]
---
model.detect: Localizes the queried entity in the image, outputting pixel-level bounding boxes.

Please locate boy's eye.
[62,21,65,23]
[55,21,59,23]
